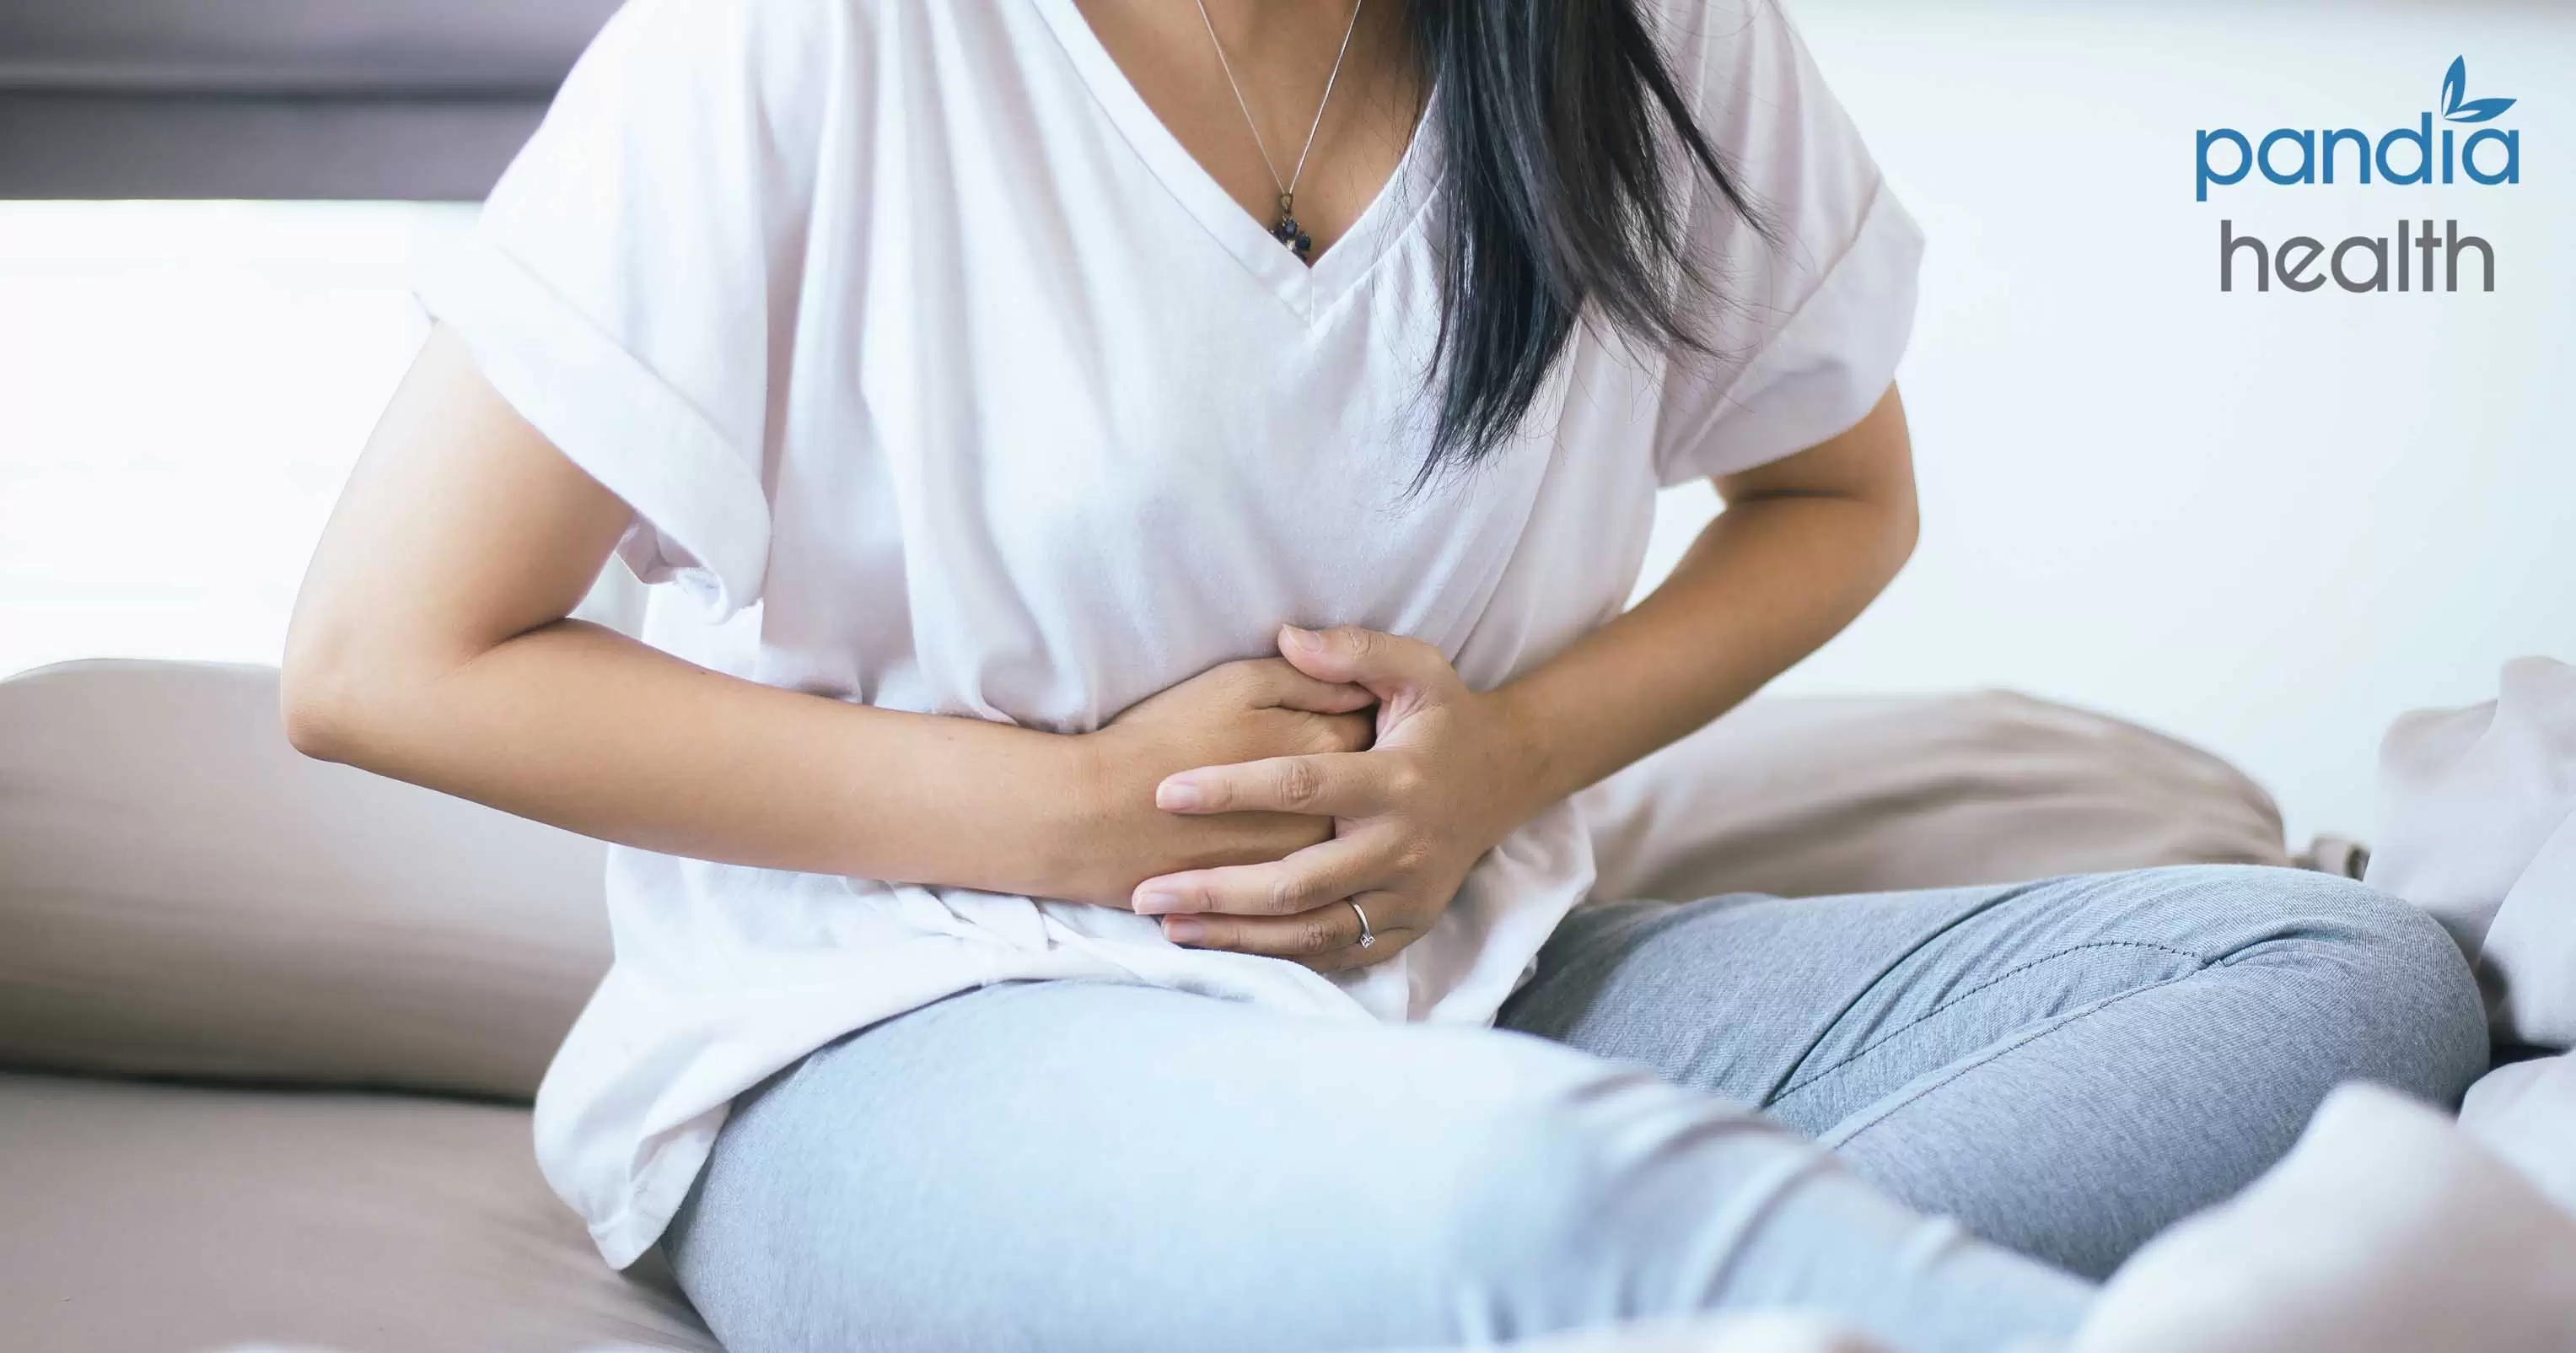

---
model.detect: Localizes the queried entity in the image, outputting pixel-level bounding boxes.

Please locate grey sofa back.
[0,0,620,199]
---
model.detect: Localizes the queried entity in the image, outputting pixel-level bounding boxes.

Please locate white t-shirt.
[422,0,1923,1267]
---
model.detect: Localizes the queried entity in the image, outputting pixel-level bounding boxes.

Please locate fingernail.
[1134,889,1180,916]
[1164,917,1206,944]
[1157,780,1202,811]
[1283,625,1325,652]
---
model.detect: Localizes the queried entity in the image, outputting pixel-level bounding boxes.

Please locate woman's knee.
[2176,864,2489,1102]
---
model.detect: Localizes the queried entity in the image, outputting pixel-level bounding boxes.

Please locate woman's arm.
[1500,382,1918,807]
[283,328,1366,906]
[1127,385,1917,965]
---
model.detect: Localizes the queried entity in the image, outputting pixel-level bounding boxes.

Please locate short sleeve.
[1649,0,1927,488]
[417,0,832,617]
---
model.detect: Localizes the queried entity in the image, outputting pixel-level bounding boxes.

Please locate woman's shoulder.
[1635,0,1804,90]
[680,0,1027,46]
[568,0,930,140]
[1632,0,1865,172]
[1637,0,1780,51]
[589,0,891,75]
[598,0,1048,94]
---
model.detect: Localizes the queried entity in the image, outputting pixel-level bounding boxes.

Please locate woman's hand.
[1063,659,1375,909]
[1130,626,1552,971]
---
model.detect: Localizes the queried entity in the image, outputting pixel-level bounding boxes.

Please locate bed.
[1,658,2563,1352]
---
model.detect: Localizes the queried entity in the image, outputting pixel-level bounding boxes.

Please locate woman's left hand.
[1131,624,1552,971]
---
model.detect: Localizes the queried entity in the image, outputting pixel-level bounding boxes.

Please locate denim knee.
[2197,864,2490,1106]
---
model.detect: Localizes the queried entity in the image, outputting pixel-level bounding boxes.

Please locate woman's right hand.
[1062,660,1374,908]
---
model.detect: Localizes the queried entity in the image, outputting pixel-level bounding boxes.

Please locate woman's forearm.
[292,615,1369,908]
[1495,386,1920,812]
[290,616,1102,896]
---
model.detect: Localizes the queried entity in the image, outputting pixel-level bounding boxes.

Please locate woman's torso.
[433,0,1915,1265]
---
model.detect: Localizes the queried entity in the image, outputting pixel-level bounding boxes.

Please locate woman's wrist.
[1041,727,1131,906]
[1482,680,1582,827]
[1049,720,1266,907]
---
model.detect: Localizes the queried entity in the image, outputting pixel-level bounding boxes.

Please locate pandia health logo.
[2196,59,2522,294]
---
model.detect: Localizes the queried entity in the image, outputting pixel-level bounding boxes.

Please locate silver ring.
[1350,899,1376,949]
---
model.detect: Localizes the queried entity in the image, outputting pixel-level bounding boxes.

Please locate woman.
[281,0,2486,1350]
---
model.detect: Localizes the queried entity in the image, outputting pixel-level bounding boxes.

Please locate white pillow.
[2073,1084,2576,1353]
[2461,1054,2576,1217]
[2364,656,2576,1048]
[2482,814,2576,1049]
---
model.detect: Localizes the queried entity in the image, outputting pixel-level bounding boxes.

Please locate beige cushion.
[0,1070,713,1352]
[1583,690,2289,903]
[2,664,2294,1099]
[0,660,610,1100]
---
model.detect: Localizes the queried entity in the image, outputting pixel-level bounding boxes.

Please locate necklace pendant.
[1272,213,1313,260]
[1272,192,1313,259]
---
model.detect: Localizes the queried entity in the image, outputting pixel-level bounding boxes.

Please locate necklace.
[1191,0,1366,261]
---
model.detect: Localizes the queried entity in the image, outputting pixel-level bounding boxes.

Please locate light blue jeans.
[663,866,2486,1353]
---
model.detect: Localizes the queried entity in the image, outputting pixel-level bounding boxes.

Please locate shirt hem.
[589,1102,728,1270]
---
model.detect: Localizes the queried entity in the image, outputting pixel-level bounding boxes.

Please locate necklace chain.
[1191,0,1365,256]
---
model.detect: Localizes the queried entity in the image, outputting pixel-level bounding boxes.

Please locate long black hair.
[1406,1,1769,479]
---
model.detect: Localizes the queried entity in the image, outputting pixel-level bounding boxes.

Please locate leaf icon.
[2441,57,2517,122]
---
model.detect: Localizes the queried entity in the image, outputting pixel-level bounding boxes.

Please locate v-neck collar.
[1030,0,1441,325]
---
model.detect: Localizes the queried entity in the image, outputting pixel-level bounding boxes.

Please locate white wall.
[0,202,658,678]
[1638,0,2576,840]
[0,202,472,678]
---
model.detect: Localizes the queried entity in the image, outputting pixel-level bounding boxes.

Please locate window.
[0,200,474,677]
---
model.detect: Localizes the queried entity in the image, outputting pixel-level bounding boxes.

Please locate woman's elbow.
[279,607,447,766]
[1885,486,1923,575]
[278,617,375,763]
